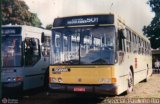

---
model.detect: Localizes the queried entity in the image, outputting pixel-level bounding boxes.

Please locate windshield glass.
[2,27,22,67]
[52,26,116,65]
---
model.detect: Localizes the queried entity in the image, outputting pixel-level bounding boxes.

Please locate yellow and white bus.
[49,14,152,95]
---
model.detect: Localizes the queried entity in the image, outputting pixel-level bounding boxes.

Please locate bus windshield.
[52,26,116,65]
[2,27,22,67]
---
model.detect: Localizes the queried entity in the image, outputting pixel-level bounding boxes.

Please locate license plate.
[74,87,85,92]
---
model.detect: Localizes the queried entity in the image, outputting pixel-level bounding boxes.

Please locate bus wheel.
[44,68,49,90]
[127,70,133,94]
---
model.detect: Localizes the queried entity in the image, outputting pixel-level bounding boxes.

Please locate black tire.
[127,70,133,94]
[44,67,49,90]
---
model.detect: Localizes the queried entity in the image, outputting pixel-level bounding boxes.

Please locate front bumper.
[2,82,23,97]
[49,83,118,95]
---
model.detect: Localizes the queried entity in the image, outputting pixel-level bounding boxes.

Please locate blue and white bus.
[1,25,51,95]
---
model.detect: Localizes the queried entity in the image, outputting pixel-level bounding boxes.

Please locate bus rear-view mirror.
[41,32,45,43]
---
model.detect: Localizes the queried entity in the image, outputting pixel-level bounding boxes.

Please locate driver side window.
[24,38,40,66]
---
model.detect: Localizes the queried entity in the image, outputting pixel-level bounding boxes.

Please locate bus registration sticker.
[52,68,70,73]
[74,87,85,92]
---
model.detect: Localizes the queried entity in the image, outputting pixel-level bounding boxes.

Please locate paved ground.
[2,73,160,104]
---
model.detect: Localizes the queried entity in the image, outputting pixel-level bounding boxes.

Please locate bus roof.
[53,14,114,27]
[53,14,150,43]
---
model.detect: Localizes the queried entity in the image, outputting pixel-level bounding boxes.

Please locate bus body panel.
[49,65,114,84]
[1,67,23,85]
[21,26,50,90]
[49,54,152,95]
[49,65,118,95]
[115,53,152,94]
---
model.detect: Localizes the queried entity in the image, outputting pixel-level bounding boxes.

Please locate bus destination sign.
[2,27,22,35]
[53,14,114,27]
[67,17,99,25]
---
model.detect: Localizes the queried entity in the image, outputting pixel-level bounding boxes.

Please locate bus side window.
[138,37,141,54]
[126,29,131,53]
[42,36,51,57]
[135,34,138,54]
[55,34,61,47]
[133,33,137,53]
[118,29,126,51]
[24,38,41,66]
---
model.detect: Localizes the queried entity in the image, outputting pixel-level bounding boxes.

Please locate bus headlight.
[7,77,11,81]
[7,76,23,81]
[58,77,63,83]
[13,77,16,81]
[50,77,57,83]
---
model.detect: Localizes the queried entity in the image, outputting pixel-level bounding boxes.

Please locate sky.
[23,0,154,34]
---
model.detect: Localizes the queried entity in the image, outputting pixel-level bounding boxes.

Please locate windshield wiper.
[62,59,80,65]
[91,58,108,64]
